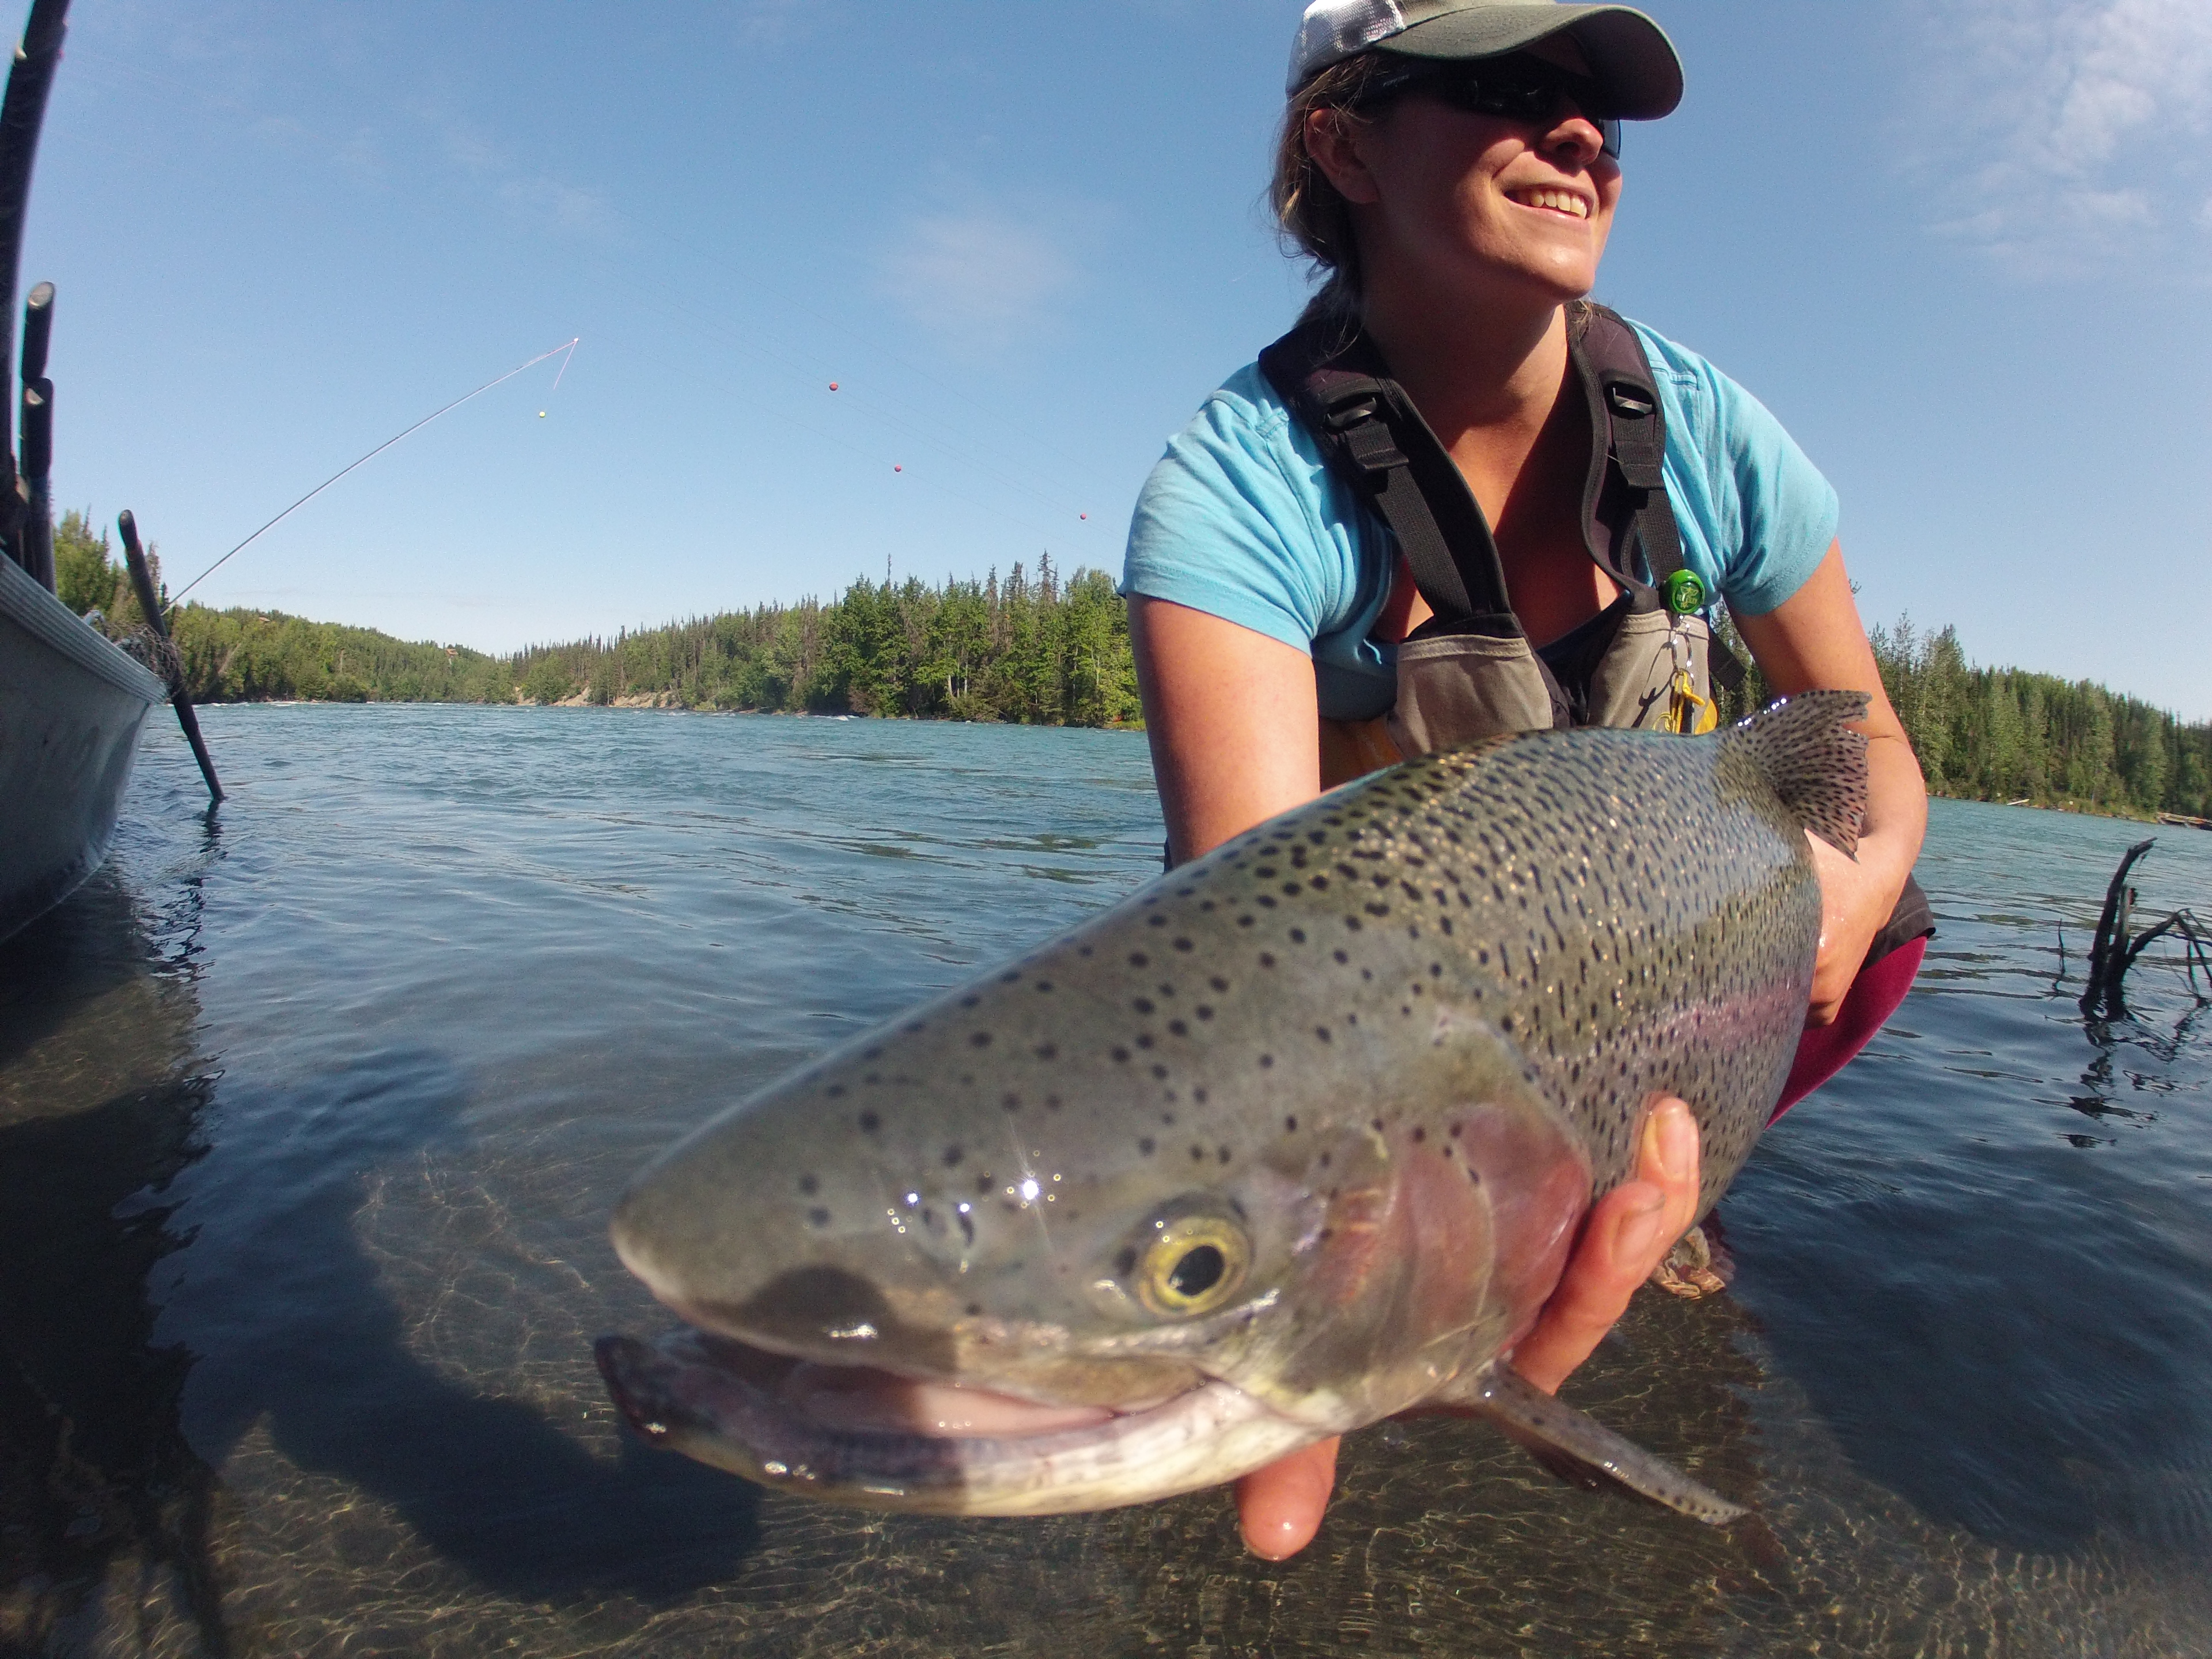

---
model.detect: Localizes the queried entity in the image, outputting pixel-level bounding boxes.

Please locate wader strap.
[1261,327,1520,637]
[1572,304,1746,695]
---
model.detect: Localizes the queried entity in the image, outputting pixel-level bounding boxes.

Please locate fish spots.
[1218,1146,1234,1165]
[1169,1020,1188,1037]
[1285,1114,1300,1132]
[1046,1095,1063,1111]
[1315,1026,1332,1043]
[1174,938,1195,952]
[1411,1127,1427,1143]
[1151,1065,1169,1081]
[1112,1047,1131,1063]
[1290,928,1307,944]
[826,1084,847,1099]
[1000,970,1022,984]
[1116,1247,1139,1278]
[1148,914,1167,929]
[1196,1006,1214,1021]
[961,996,981,1009]
[1129,952,1150,967]
[1134,998,1155,1015]
[1035,980,1055,994]
[1333,949,1349,965]
[1210,976,1230,993]
[1139,1137,1156,1156]
[1193,1086,1210,1104]
[1136,1035,1155,1051]
[1344,917,1363,933]
[943,1145,965,1168]
[859,1111,882,1134]
[1190,1145,1206,1162]
[1239,915,1256,928]
[1035,1043,1059,1060]
[1002,1093,1023,1113]
[1259,1054,1275,1069]
[1259,953,1277,969]
[865,1047,885,1060]
[969,1031,993,1047]
[808,1207,831,1228]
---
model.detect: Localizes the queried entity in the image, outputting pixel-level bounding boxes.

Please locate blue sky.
[24,0,2211,717]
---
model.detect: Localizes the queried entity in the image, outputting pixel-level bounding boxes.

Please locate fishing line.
[171,336,581,605]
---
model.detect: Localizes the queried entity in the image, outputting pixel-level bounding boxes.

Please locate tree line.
[53,513,1141,727]
[51,511,2209,819]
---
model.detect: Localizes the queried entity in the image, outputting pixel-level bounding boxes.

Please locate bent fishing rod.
[169,335,579,608]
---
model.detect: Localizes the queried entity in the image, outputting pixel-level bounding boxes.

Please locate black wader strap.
[1572,305,1747,696]
[1260,326,1518,638]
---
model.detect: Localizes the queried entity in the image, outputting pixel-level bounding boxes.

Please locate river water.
[2,704,2207,1658]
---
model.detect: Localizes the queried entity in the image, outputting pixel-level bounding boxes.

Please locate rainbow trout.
[597,692,1871,1523]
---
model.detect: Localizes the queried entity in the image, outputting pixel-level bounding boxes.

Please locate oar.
[118,508,223,805]
[18,279,51,585]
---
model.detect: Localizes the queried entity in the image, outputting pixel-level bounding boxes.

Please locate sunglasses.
[1362,57,1624,161]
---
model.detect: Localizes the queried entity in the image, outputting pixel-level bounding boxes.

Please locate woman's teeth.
[1513,189,1589,219]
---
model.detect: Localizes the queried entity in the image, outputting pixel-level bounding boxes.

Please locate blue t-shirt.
[1122,320,1838,721]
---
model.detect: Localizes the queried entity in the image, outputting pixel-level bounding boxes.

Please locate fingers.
[1510,1097,1700,1395]
[1234,1435,1339,1559]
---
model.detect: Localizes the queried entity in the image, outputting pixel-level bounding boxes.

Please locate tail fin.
[1722,691,1870,857]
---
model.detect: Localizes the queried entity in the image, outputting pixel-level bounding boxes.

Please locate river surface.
[2,704,2208,1658]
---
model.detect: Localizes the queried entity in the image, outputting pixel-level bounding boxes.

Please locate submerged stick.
[118,508,223,805]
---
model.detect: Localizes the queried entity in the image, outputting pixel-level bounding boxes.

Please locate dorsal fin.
[1721,691,1871,857]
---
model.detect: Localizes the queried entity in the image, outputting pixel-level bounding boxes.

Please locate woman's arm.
[1733,541,1929,1025]
[1130,592,1702,1559]
[1129,596,1321,866]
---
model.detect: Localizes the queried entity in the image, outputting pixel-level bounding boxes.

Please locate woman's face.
[1309,66,1623,309]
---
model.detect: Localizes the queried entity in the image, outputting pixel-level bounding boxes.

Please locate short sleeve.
[1121,366,1369,654]
[1632,324,1839,618]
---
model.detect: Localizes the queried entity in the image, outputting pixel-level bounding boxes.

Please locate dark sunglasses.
[1361,56,1624,160]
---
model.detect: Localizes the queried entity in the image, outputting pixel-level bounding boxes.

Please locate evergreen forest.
[50,511,2211,821]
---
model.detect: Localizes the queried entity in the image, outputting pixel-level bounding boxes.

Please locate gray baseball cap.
[1287,0,1683,118]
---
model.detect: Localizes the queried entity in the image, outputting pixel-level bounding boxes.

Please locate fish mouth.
[594,1326,1320,1516]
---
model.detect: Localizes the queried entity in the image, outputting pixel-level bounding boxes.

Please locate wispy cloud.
[1905,0,2212,278]
[878,207,1086,354]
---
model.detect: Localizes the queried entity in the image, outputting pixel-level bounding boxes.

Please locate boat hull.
[0,551,165,942]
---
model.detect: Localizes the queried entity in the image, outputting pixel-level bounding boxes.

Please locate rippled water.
[2,704,2206,1657]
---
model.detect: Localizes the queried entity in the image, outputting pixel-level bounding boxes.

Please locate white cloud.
[1906,0,2212,278]
[877,208,1085,354]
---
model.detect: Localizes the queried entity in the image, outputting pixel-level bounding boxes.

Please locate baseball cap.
[1287,0,1683,119]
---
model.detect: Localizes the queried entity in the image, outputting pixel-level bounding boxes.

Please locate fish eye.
[1133,1216,1250,1319]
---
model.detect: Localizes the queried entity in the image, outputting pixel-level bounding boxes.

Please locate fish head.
[601,918,1594,1513]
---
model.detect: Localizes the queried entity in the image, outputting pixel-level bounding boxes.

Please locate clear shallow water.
[2,704,2206,1658]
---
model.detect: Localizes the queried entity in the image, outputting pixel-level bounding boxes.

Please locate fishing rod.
[169,335,579,606]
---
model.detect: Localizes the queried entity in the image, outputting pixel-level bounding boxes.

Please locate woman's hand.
[1232,1098,1703,1560]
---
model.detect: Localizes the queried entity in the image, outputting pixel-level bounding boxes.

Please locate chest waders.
[1258,301,1932,975]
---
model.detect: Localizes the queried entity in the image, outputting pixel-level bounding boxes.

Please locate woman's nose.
[1541,110,1609,168]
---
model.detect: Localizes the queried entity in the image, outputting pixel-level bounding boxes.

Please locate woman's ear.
[1304,107,1382,206]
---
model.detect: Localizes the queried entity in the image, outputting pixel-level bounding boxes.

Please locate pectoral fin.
[1443,1360,1747,1525]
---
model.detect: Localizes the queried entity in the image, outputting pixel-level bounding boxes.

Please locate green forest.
[52,510,2211,820]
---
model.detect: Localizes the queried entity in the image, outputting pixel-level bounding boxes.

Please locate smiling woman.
[1119,0,1933,1559]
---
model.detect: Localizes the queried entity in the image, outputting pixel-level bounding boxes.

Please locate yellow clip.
[1666,666,1718,736]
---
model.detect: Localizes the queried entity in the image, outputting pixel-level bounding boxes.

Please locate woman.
[1122,0,1929,1558]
